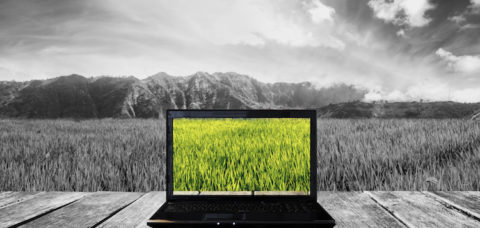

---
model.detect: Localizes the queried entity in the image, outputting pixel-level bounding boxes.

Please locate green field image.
[173,118,310,192]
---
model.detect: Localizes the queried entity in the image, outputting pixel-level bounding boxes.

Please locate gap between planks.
[365,191,480,228]
[96,191,166,228]
[422,191,480,222]
[363,191,411,228]
[317,191,407,228]
[0,192,89,227]
[18,191,144,228]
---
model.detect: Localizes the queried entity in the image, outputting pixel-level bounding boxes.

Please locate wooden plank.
[98,192,165,228]
[367,191,480,228]
[0,192,44,209]
[317,191,405,228]
[20,192,144,228]
[425,191,480,219]
[0,191,13,198]
[0,192,88,227]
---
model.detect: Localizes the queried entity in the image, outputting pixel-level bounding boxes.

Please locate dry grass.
[317,119,480,190]
[0,119,165,191]
[1,118,479,191]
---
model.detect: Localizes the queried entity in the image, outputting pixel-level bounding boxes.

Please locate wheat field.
[1,118,479,191]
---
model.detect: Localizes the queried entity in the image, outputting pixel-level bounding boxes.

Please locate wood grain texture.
[0,192,44,208]
[426,191,480,219]
[0,192,88,227]
[0,191,12,198]
[367,191,480,228]
[98,192,165,228]
[317,191,405,228]
[20,191,144,228]
[1,191,479,228]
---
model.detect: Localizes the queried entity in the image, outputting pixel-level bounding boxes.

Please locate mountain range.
[1,72,479,119]
[0,72,366,118]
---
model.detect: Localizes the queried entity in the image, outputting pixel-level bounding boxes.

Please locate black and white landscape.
[1,0,480,192]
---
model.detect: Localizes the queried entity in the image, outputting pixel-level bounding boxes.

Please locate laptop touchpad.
[203,213,234,220]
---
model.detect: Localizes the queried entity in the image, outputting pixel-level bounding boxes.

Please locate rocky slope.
[0,72,366,118]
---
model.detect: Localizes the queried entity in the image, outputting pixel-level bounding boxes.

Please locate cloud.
[446,0,480,28]
[406,83,480,103]
[436,48,480,74]
[368,0,435,27]
[364,90,408,101]
[468,0,480,14]
[448,15,466,24]
[0,67,31,81]
[460,23,480,30]
[364,82,480,103]
[452,88,480,103]
[305,0,335,23]
[471,0,480,8]
[0,0,348,81]
[396,29,406,37]
[448,0,480,25]
[102,0,343,49]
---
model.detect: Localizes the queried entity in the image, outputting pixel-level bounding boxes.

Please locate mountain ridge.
[0,72,366,118]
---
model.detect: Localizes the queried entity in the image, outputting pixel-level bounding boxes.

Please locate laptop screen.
[172,118,310,196]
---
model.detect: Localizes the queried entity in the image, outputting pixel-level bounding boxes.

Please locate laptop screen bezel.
[166,110,317,201]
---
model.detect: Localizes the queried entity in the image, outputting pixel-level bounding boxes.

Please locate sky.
[0,0,480,102]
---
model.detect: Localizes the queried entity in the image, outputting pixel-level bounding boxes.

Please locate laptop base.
[147,199,335,228]
[147,223,334,228]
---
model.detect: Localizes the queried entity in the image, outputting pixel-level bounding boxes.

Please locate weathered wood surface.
[19,192,144,228]
[317,191,405,228]
[0,191,43,209]
[0,191,479,228]
[98,192,165,228]
[426,191,480,219]
[0,192,88,227]
[366,191,480,228]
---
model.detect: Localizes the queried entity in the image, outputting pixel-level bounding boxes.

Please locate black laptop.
[148,110,335,227]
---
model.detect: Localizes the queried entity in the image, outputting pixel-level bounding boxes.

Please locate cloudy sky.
[1,0,480,102]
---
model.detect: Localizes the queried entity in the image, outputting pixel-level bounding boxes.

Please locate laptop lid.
[166,110,317,201]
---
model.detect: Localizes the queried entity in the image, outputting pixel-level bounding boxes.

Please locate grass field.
[0,119,165,192]
[173,118,310,192]
[1,118,479,191]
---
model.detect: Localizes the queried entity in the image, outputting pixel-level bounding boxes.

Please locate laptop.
[148,110,335,227]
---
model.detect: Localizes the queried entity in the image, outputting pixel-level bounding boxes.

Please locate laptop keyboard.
[164,201,317,213]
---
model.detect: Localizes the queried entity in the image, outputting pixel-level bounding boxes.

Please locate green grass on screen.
[173,118,310,192]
